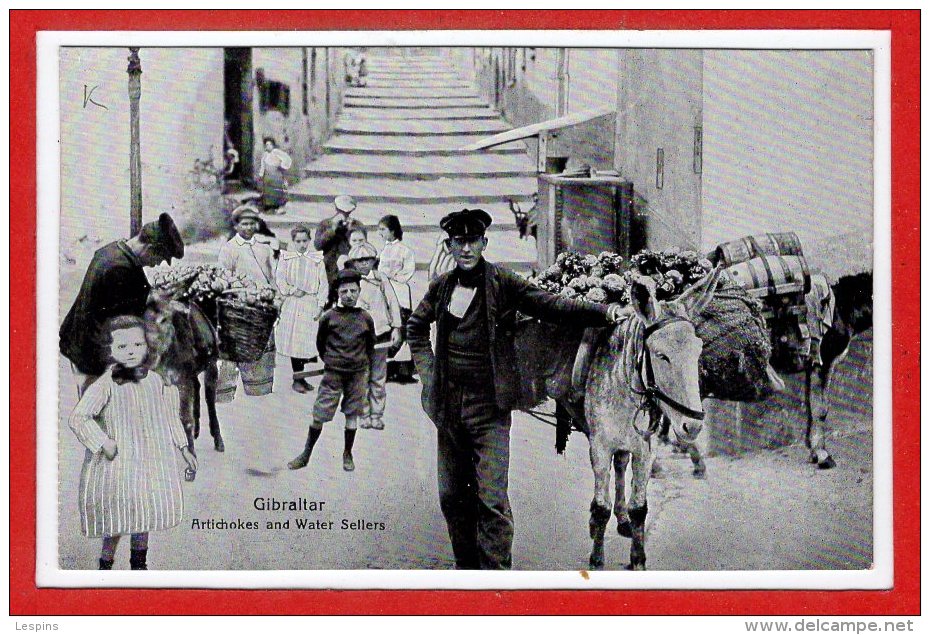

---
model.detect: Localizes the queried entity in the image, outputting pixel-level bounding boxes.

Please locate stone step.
[363,59,453,70]
[364,71,463,80]
[288,175,536,204]
[340,107,500,120]
[334,118,509,137]
[181,224,536,271]
[277,201,525,230]
[304,154,536,179]
[259,216,537,270]
[344,96,489,109]
[345,86,481,99]
[323,134,528,155]
[363,79,473,89]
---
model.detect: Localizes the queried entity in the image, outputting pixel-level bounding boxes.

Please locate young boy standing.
[288,269,374,473]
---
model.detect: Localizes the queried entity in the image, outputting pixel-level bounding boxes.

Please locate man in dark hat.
[406,208,625,569]
[60,213,185,394]
[314,195,365,303]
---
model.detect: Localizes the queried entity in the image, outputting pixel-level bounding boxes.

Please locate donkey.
[144,289,225,453]
[583,267,722,570]
[801,271,873,468]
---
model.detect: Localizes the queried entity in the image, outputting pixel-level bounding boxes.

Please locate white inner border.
[36,29,893,590]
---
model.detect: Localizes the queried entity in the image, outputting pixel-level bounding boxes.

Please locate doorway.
[224,48,254,185]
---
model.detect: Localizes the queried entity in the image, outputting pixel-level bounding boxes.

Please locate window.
[256,68,290,117]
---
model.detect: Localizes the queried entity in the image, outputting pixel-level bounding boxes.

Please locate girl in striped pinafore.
[68,315,197,570]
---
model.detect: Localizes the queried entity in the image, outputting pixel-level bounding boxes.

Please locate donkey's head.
[143,287,190,378]
[628,266,723,445]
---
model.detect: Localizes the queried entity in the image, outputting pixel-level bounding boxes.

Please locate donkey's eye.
[656,352,670,363]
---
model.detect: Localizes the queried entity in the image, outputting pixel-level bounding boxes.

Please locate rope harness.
[630,316,706,440]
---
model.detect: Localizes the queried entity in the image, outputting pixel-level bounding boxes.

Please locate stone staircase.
[264,50,539,271]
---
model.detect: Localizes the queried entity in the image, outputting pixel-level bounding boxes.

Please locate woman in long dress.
[258,136,292,213]
[275,225,329,393]
[377,215,418,383]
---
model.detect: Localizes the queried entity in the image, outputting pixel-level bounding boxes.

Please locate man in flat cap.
[407,208,626,569]
[60,212,185,395]
[314,195,366,303]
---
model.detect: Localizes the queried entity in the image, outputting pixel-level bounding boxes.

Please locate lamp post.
[127,47,143,236]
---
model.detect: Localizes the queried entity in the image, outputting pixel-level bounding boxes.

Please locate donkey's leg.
[588,439,613,570]
[176,379,197,451]
[627,450,653,570]
[191,374,202,440]
[204,361,224,452]
[613,451,632,538]
[687,443,706,479]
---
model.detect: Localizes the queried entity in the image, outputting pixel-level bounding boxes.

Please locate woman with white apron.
[377,215,417,383]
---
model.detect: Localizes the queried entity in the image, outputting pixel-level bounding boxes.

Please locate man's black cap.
[143,213,185,260]
[439,208,493,239]
[335,268,362,288]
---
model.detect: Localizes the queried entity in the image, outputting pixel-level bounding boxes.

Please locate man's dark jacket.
[406,260,611,422]
[60,241,151,375]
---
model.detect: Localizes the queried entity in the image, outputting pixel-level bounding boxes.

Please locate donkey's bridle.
[634,316,706,424]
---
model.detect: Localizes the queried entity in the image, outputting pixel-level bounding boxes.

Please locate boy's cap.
[334,195,357,214]
[439,208,493,238]
[335,268,362,287]
[346,242,378,262]
[231,204,261,224]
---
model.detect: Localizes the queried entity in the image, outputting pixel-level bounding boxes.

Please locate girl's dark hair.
[263,136,277,147]
[379,214,403,241]
[291,224,312,240]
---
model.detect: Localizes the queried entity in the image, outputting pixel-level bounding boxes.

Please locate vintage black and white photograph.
[37,31,890,588]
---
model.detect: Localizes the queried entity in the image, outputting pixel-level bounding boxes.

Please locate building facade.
[459,47,873,279]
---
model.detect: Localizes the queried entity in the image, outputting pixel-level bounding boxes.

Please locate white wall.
[702,50,873,278]
[59,47,224,265]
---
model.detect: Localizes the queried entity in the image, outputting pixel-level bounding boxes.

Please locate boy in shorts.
[288,269,374,472]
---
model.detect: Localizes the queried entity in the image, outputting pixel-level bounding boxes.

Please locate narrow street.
[266,50,538,293]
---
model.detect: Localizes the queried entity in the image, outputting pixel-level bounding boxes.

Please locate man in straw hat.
[215,205,279,401]
[406,208,627,569]
[60,212,185,395]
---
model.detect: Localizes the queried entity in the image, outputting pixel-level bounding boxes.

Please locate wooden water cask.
[715,232,804,267]
[727,254,811,297]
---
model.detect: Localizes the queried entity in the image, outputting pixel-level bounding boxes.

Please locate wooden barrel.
[715,232,804,267]
[727,254,811,297]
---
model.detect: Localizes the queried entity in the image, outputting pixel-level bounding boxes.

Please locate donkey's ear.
[678,265,723,317]
[629,275,659,324]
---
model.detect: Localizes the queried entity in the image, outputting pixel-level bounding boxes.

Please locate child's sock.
[129,532,149,570]
[343,429,357,472]
[288,424,323,470]
[100,535,120,568]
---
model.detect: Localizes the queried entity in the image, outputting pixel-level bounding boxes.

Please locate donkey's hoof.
[214,436,225,452]
[589,553,604,570]
[617,520,632,538]
[692,466,707,480]
[624,562,646,571]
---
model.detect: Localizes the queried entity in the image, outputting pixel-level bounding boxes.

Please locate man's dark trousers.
[436,379,513,570]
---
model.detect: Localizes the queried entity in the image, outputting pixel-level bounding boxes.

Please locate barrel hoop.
[747,235,777,296]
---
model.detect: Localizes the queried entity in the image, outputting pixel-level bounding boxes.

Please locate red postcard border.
[10,9,920,616]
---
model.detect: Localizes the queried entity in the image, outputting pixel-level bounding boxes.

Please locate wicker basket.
[695,281,774,402]
[216,298,278,363]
